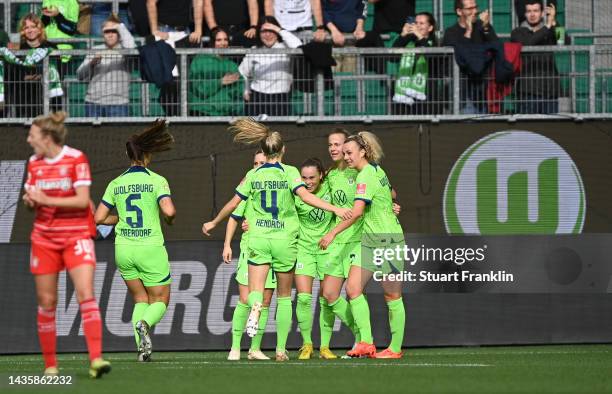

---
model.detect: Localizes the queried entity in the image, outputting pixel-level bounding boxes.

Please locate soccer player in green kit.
[320,131,406,359]
[202,118,351,361]
[223,150,276,361]
[94,120,176,362]
[294,158,337,360]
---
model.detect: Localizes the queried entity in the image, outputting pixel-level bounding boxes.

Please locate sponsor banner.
[2,239,612,354]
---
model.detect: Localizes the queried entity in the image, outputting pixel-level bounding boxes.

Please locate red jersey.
[25,145,96,248]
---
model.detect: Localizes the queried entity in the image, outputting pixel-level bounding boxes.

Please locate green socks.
[319,297,335,348]
[142,302,167,328]
[250,306,269,351]
[349,294,373,344]
[296,293,313,345]
[132,302,148,348]
[231,302,250,350]
[275,297,292,352]
[247,291,263,307]
[387,298,405,353]
[330,297,360,342]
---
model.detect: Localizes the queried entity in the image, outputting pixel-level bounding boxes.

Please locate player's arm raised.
[295,187,352,220]
[202,194,243,236]
[319,199,366,250]
[27,185,90,209]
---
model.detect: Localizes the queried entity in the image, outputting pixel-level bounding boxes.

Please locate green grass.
[1,345,611,393]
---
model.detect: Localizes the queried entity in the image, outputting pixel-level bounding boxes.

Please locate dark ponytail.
[126,119,174,162]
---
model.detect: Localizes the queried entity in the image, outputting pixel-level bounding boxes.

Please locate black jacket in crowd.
[510,24,559,98]
[442,19,498,47]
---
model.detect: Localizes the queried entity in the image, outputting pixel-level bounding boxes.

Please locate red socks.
[37,307,57,368]
[79,298,102,361]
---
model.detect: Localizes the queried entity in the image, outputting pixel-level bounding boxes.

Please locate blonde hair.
[346,131,384,164]
[19,13,47,43]
[33,111,68,145]
[229,118,284,158]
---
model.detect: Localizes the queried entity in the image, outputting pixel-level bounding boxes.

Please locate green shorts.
[324,241,361,279]
[361,240,406,274]
[115,244,172,287]
[295,247,329,280]
[247,236,298,273]
[236,249,277,288]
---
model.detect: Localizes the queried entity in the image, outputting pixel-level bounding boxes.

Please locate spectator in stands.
[322,0,367,47]
[515,0,557,25]
[3,13,63,118]
[264,0,327,42]
[392,12,441,115]
[511,0,559,114]
[189,27,244,115]
[40,0,79,64]
[76,14,136,118]
[239,21,302,116]
[90,3,132,36]
[442,0,498,114]
[204,0,260,47]
[147,0,203,44]
[369,0,415,39]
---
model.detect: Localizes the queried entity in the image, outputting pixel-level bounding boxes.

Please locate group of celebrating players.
[23,112,406,378]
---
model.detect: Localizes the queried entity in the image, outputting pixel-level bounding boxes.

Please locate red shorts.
[30,238,97,275]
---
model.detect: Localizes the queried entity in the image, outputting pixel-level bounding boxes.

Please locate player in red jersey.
[23,112,111,378]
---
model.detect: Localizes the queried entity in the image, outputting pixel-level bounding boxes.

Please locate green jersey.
[355,163,403,244]
[295,180,333,251]
[327,167,362,243]
[230,199,251,252]
[102,166,171,246]
[235,162,305,240]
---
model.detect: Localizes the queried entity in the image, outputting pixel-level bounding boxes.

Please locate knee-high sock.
[37,307,57,368]
[349,294,373,344]
[296,293,313,345]
[231,302,250,350]
[247,291,263,307]
[142,302,167,328]
[250,306,269,351]
[79,298,102,361]
[275,297,292,352]
[132,302,148,349]
[319,297,335,348]
[329,297,360,343]
[387,298,405,353]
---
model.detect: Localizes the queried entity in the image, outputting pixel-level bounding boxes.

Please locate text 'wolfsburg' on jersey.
[235,162,305,240]
[326,166,362,243]
[295,180,334,251]
[101,166,171,246]
[354,163,404,246]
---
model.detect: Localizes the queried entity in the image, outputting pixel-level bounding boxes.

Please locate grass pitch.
[1,344,610,394]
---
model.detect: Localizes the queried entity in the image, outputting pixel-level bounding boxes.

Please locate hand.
[189,29,202,44]
[42,6,59,17]
[261,23,281,34]
[244,27,257,39]
[331,29,345,47]
[241,219,249,232]
[319,232,335,250]
[413,28,425,40]
[26,188,49,206]
[392,202,401,216]
[401,23,414,37]
[202,221,215,236]
[153,30,170,40]
[22,192,36,208]
[243,91,251,101]
[334,207,352,221]
[222,245,233,263]
[90,55,102,67]
[24,74,41,81]
[479,10,490,27]
[222,72,240,85]
[546,4,557,27]
[353,27,366,40]
[313,28,327,42]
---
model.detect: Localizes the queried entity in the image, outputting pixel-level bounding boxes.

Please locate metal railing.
[0,45,610,123]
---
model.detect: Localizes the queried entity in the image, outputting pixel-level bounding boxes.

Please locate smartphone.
[406,16,416,25]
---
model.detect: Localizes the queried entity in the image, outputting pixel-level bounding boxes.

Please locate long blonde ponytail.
[229,118,284,158]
